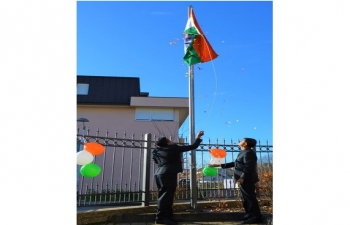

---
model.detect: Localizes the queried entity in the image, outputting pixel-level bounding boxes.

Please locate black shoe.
[155,219,177,225]
[241,217,263,224]
[169,217,183,222]
[241,214,250,220]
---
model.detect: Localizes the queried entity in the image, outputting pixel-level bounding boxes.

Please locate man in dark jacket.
[152,131,204,225]
[209,137,262,224]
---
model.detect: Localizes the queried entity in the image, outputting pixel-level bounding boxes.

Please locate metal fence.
[77,130,273,207]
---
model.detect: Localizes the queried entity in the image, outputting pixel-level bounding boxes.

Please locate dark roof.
[77,75,143,105]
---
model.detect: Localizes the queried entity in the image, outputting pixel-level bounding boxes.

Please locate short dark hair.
[243,138,257,148]
[156,137,168,147]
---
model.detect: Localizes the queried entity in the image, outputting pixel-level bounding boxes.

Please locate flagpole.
[188,5,198,211]
[184,5,218,210]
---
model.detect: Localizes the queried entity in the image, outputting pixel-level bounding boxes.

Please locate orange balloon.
[209,148,226,158]
[84,142,105,155]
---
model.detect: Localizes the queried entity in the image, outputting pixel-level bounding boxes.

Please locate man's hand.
[236,178,244,185]
[208,164,220,167]
[196,131,204,138]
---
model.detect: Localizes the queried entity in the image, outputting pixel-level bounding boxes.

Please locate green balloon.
[202,166,218,176]
[80,163,101,178]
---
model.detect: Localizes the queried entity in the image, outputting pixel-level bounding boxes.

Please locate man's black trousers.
[239,182,262,219]
[155,174,177,220]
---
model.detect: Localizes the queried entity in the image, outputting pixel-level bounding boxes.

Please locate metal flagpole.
[188,5,198,210]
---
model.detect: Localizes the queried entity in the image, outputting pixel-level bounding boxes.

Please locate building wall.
[77,105,183,140]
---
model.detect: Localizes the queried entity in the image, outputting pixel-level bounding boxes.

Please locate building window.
[135,108,174,121]
[77,83,89,95]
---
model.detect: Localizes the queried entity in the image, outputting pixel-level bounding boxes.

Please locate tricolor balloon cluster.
[77,142,105,178]
[202,148,227,177]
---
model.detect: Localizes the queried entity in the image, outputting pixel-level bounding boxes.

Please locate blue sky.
[77,1,273,144]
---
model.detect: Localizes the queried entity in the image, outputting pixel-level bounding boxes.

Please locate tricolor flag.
[183,8,218,66]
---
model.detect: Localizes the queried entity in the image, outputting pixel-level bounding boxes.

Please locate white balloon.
[77,150,94,165]
[210,157,224,165]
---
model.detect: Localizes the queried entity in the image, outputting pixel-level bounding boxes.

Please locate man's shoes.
[241,217,263,224]
[169,217,183,222]
[240,214,250,220]
[155,218,177,225]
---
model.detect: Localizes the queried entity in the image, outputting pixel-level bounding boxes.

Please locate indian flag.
[183,8,218,66]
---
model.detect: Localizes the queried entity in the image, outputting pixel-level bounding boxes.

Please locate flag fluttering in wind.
[183,8,218,66]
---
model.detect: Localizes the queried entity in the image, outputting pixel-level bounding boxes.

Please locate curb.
[77,201,272,225]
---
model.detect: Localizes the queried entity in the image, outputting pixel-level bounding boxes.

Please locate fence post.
[77,118,89,193]
[77,138,82,192]
[142,133,151,206]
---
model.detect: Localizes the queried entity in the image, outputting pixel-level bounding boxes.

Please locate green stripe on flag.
[183,41,201,66]
[184,27,199,35]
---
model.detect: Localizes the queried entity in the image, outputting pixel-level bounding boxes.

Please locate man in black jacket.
[152,131,204,225]
[209,138,262,224]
